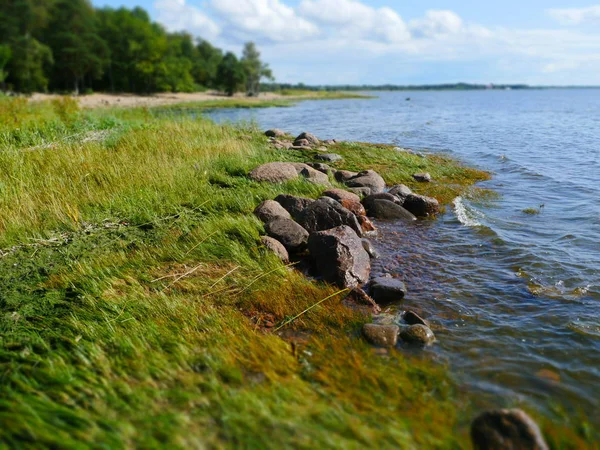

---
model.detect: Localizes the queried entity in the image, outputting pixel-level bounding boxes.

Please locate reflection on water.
[205,90,600,424]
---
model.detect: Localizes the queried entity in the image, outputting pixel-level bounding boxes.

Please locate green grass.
[0,96,594,448]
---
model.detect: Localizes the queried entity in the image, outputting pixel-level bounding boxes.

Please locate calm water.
[207,90,600,423]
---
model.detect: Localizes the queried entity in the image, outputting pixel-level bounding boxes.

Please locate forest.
[0,0,272,95]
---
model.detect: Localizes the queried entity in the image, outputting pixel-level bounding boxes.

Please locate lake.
[206,90,600,424]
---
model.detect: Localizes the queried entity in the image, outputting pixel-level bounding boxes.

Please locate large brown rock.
[346,170,386,193]
[260,236,289,263]
[254,200,292,223]
[275,195,315,220]
[363,323,399,347]
[249,162,298,183]
[340,199,366,217]
[400,324,435,346]
[298,197,363,237]
[402,193,440,217]
[308,225,371,288]
[264,217,309,253]
[295,131,320,146]
[322,188,361,203]
[471,409,549,450]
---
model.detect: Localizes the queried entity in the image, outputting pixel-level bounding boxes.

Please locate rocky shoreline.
[253,129,550,450]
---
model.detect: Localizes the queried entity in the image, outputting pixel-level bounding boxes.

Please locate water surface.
[206,90,600,423]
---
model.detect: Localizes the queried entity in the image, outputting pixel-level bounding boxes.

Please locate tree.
[8,35,53,92]
[216,52,246,96]
[192,39,222,89]
[240,42,273,96]
[46,0,108,93]
[0,46,11,90]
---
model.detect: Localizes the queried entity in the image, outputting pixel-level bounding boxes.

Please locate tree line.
[0,0,272,95]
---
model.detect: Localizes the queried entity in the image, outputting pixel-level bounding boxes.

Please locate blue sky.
[91,0,600,85]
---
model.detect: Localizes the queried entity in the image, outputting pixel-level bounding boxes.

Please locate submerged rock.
[413,172,432,182]
[370,276,407,303]
[264,217,309,253]
[363,323,399,347]
[308,225,370,288]
[254,200,292,223]
[400,324,435,346]
[471,409,549,450]
[275,194,315,220]
[346,170,386,194]
[298,197,363,236]
[402,193,440,218]
[260,236,289,263]
[322,188,361,203]
[249,162,298,183]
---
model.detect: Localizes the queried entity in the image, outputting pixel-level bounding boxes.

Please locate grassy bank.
[0,97,593,448]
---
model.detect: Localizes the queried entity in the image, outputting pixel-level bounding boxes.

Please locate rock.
[322,188,361,203]
[297,197,362,237]
[362,193,403,213]
[369,200,417,221]
[413,172,432,182]
[334,170,359,183]
[370,276,407,304]
[254,200,292,223]
[403,310,429,327]
[260,236,289,263]
[315,153,343,163]
[308,225,371,288]
[358,216,377,234]
[402,193,440,218]
[295,132,320,146]
[307,162,332,174]
[293,138,311,147]
[323,139,336,145]
[400,324,435,346]
[249,162,298,183]
[275,195,315,220]
[471,409,549,450]
[265,129,285,137]
[299,167,331,185]
[388,184,412,200]
[343,287,381,314]
[340,199,366,217]
[361,239,379,259]
[347,187,371,197]
[264,217,309,253]
[346,170,386,194]
[363,323,399,347]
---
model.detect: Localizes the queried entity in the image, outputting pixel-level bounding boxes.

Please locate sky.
[91,0,600,85]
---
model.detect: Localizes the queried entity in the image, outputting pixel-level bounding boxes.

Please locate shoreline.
[0,98,593,447]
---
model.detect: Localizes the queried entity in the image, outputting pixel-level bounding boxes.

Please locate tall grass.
[0,97,593,448]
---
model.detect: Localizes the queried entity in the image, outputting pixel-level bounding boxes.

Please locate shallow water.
[206,90,600,423]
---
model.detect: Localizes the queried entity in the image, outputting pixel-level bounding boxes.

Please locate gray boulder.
[298,197,362,237]
[363,323,399,347]
[402,193,440,217]
[362,193,403,213]
[254,200,292,223]
[400,324,436,346]
[347,187,371,197]
[361,239,379,259]
[275,195,315,220]
[295,132,320,146]
[293,138,311,147]
[249,162,298,183]
[265,129,285,137]
[413,172,432,182]
[299,166,331,186]
[388,184,412,200]
[322,188,361,203]
[260,236,289,263]
[369,200,417,221]
[346,170,386,194]
[334,170,359,183]
[471,409,549,450]
[315,153,343,163]
[264,217,309,253]
[370,276,407,304]
[307,162,332,174]
[308,225,371,288]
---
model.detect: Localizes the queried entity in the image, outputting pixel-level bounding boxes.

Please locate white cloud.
[154,0,221,40]
[209,0,319,42]
[298,0,411,43]
[547,5,600,25]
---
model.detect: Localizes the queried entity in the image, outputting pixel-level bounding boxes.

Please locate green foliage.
[241,41,273,96]
[217,52,247,96]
